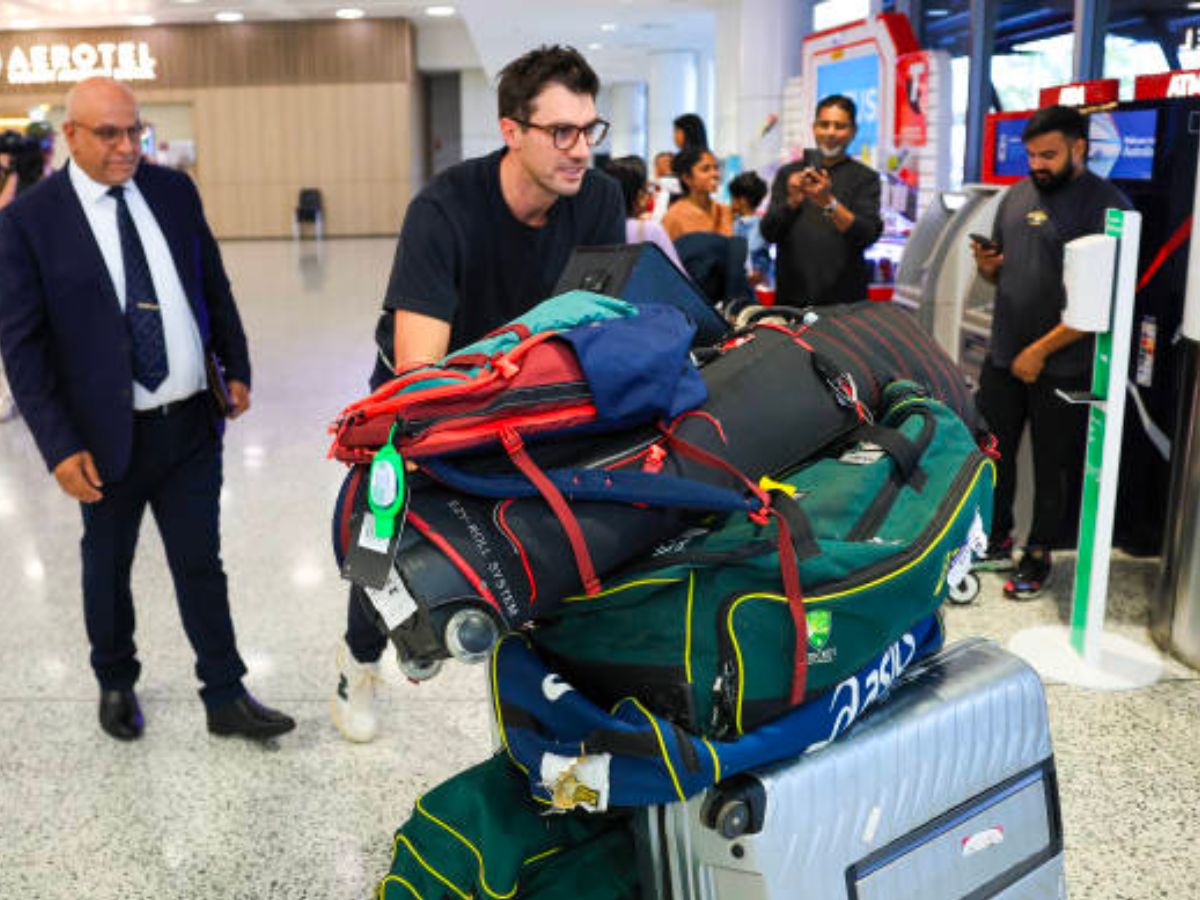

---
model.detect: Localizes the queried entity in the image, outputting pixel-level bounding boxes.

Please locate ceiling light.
[601,22,618,32]
[926,8,950,16]
[215,11,244,23]
[129,15,156,26]
[425,5,456,16]
[336,7,365,19]
[588,42,603,51]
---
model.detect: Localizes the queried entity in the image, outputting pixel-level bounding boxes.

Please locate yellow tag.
[758,475,797,497]
[550,764,600,810]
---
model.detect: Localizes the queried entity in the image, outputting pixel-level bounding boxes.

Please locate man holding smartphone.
[760,95,882,306]
[971,104,1130,600]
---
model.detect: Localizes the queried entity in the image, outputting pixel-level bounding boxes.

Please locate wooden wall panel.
[189,82,414,238]
[0,21,414,95]
[0,22,418,238]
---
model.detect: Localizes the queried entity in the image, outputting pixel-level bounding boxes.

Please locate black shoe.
[1004,547,1052,601]
[99,689,144,741]
[973,534,1015,572]
[207,694,296,740]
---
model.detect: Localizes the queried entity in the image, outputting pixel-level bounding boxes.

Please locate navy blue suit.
[0,162,251,707]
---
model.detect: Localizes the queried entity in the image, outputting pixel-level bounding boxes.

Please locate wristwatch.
[822,197,840,217]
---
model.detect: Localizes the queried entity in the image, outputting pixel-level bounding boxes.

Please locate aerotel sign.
[0,41,158,85]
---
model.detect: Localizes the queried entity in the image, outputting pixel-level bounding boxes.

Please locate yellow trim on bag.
[701,737,721,783]
[415,796,522,899]
[562,577,683,603]
[626,697,687,802]
[393,834,471,900]
[378,873,425,899]
[523,846,564,866]
[684,572,695,683]
[490,635,528,776]
[726,458,995,735]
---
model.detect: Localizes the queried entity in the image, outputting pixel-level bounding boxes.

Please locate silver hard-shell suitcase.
[636,639,1067,899]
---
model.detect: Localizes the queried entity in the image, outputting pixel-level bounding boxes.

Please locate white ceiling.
[0,0,720,83]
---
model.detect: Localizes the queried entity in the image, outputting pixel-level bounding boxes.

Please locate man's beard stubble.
[1031,162,1074,193]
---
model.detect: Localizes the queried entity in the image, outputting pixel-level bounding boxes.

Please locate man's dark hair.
[605,157,647,217]
[1022,104,1087,144]
[673,113,709,151]
[496,45,600,121]
[728,171,767,208]
[816,94,857,125]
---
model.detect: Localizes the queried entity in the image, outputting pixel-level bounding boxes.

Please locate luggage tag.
[340,424,409,590]
[839,441,885,466]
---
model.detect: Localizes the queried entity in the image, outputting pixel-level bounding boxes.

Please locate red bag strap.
[767,506,809,704]
[500,426,601,598]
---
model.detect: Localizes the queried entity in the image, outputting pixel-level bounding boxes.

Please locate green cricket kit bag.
[331,301,988,678]
[378,753,638,900]
[490,614,944,811]
[529,384,995,739]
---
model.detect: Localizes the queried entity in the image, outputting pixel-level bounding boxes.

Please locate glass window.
[1106,36,1169,97]
[992,33,1075,112]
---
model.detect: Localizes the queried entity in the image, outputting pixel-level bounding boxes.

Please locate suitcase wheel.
[948,572,980,605]
[713,799,751,839]
[398,654,444,682]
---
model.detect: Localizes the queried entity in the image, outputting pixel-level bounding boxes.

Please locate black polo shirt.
[373,148,625,375]
[990,171,1132,377]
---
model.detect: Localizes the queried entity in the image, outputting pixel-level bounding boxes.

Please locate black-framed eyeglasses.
[512,117,610,150]
[71,121,147,146]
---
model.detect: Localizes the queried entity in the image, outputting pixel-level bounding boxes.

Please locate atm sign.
[1135,70,1200,100]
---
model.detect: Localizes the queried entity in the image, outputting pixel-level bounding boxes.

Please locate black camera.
[0,129,49,191]
[0,130,33,157]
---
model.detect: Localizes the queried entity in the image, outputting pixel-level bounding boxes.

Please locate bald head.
[63,77,143,186]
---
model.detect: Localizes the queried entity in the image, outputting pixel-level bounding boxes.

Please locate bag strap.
[499,426,601,597]
[423,459,759,513]
[847,422,929,491]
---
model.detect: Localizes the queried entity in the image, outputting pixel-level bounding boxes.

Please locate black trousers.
[976,360,1090,550]
[345,364,392,664]
[80,396,246,708]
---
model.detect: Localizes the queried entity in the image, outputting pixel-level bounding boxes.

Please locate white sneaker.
[330,642,382,743]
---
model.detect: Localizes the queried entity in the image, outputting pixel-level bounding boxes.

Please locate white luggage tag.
[839,441,885,466]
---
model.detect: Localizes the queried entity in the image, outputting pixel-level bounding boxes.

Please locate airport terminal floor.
[0,238,1196,899]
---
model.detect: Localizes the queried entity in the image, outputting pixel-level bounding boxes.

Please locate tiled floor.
[0,238,1195,899]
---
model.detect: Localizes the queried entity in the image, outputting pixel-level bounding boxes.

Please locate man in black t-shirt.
[971,105,1131,601]
[761,95,883,306]
[333,45,625,743]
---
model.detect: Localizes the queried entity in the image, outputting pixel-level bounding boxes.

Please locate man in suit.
[0,77,294,742]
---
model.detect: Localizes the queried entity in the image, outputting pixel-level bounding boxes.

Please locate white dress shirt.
[68,160,207,411]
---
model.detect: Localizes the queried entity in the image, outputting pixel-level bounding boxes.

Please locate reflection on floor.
[0,239,1195,899]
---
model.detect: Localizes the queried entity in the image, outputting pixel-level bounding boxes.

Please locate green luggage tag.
[368,423,406,540]
[341,423,409,590]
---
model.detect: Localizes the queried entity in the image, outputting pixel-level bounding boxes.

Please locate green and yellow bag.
[378,754,637,900]
[530,382,994,739]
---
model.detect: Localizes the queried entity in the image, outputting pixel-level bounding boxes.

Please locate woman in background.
[672,113,709,152]
[606,156,686,271]
[662,147,732,242]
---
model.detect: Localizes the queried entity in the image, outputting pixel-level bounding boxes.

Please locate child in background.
[605,156,687,272]
[728,171,772,288]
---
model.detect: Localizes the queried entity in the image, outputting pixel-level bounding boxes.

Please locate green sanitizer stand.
[1007,208,1164,690]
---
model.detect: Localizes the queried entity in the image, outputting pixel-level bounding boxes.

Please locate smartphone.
[969,233,997,250]
[801,148,822,171]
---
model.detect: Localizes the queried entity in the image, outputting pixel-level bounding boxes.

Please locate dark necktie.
[108,185,169,392]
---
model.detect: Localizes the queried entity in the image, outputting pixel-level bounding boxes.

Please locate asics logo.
[542,675,573,702]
